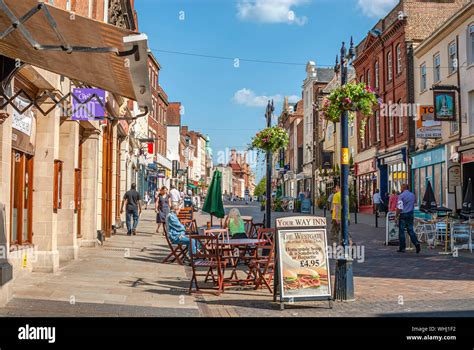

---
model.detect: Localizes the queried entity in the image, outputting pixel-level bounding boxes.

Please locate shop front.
[377,148,407,202]
[460,147,474,196]
[355,158,377,214]
[411,146,446,207]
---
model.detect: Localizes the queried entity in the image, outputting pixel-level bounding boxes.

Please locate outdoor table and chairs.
[187,227,274,295]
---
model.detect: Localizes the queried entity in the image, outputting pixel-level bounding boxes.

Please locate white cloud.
[357,0,398,18]
[237,0,309,26]
[232,88,284,107]
[288,95,300,103]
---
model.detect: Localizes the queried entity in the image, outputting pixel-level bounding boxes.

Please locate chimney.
[230,149,237,163]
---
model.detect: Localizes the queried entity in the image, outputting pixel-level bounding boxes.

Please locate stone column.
[32,109,60,272]
[79,130,100,247]
[0,110,13,305]
[57,121,79,261]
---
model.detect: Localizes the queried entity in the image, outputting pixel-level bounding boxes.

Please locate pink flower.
[345,97,352,104]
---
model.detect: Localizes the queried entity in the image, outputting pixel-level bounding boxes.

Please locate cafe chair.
[188,235,226,295]
[162,224,188,265]
[248,233,275,293]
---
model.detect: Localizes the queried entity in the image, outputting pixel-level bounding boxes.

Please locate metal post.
[265,100,274,229]
[333,40,355,302]
[354,177,358,224]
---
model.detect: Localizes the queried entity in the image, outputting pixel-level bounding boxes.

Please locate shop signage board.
[275,216,331,308]
[416,126,442,139]
[386,211,399,245]
[433,91,456,122]
[448,165,461,193]
[72,88,106,120]
[12,97,33,136]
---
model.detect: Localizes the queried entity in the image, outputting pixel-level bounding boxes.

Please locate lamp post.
[265,100,274,229]
[333,38,355,301]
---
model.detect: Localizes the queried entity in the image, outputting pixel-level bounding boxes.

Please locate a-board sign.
[275,216,331,303]
[386,211,399,245]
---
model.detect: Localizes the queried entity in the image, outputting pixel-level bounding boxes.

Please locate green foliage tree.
[254,177,266,197]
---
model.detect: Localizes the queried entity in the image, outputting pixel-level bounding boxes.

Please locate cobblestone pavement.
[1,202,473,317]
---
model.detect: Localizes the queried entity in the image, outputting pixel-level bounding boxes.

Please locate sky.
[135,0,398,181]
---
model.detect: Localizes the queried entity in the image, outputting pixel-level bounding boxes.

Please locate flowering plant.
[320,83,380,137]
[250,126,289,153]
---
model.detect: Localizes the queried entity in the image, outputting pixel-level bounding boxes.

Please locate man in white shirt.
[169,185,181,207]
[373,189,382,215]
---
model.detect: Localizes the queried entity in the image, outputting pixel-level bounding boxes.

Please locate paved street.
[0,202,473,317]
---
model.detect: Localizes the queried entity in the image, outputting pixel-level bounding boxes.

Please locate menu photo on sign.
[275,216,331,302]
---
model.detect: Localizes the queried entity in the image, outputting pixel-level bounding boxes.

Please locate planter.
[250,126,289,154]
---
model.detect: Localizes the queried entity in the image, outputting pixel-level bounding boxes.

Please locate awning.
[0,0,151,112]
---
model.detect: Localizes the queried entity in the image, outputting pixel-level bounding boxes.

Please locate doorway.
[10,150,34,246]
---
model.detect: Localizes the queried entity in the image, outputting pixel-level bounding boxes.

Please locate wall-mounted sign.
[275,216,331,306]
[321,151,333,170]
[448,165,461,193]
[72,88,106,120]
[434,91,456,122]
[416,126,442,139]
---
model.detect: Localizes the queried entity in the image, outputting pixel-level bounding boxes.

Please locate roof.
[316,68,336,83]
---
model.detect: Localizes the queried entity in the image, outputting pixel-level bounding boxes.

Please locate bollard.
[375,211,378,228]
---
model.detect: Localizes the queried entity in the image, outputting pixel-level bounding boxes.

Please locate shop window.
[469,90,474,134]
[54,160,63,210]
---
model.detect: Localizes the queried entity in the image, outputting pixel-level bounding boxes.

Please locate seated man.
[166,203,198,256]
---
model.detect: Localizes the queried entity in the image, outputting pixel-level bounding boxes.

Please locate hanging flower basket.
[320,82,380,137]
[250,125,289,154]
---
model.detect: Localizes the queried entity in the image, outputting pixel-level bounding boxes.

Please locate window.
[54,160,63,210]
[396,45,402,74]
[359,75,364,83]
[349,120,354,137]
[367,118,372,146]
[469,90,474,134]
[470,24,474,65]
[448,42,457,74]
[433,54,441,82]
[66,0,71,10]
[375,110,380,142]
[389,105,394,138]
[398,99,403,134]
[366,69,371,88]
[374,61,379,89]
[420,63,427,91]
[387,51,393,81]
[327,124,332,142]
[450,120,459,135]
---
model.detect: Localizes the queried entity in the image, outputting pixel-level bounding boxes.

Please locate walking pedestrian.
[169,185,181,208]
[120,183,142,236]
[155,186,171,234]
[396,184,421,254]
[144,192,150,210]
[388,190,399,212]
[373,189,382,215]
[331,184,341,244]
[327,188,335,216]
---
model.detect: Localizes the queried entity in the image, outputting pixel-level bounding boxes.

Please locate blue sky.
[135,0,398,180]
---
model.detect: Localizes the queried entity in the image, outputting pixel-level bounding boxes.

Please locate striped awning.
[0,0,151,112]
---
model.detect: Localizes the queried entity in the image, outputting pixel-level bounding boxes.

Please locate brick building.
[352,0,469,213]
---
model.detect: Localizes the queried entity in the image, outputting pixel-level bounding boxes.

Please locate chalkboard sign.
[386,211,399,245]
[274,216,331,306]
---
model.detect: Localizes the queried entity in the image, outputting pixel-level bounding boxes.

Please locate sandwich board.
[274,216,332,310]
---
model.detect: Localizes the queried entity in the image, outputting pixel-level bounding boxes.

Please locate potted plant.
[250,125,289,154]
[320,82,380,139]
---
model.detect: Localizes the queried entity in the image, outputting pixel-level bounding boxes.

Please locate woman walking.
[155,186,171,234]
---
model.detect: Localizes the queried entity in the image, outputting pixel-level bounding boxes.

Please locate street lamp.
[333,38,355,301]
[265,100,274,229]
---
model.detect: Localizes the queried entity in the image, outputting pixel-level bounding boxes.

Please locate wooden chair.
[177,207,193,221]
[248,233,275,293]
[249,222,264,238]
[243,217,254,237]
[162,224,188,265]
[188,235,225,295]
[181,219,198,235]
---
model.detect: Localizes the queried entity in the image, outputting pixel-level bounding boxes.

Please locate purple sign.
[72,88,106,120]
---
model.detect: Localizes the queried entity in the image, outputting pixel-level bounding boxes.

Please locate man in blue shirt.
[396,184,421,253]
